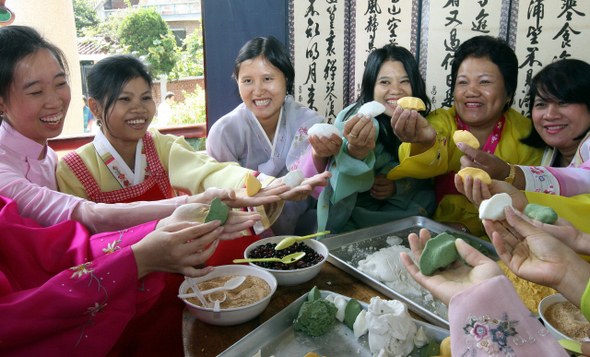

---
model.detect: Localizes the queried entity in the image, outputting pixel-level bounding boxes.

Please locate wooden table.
[182,262,421,356]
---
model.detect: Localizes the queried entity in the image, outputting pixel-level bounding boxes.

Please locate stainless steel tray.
[321,216,498,329]
[218,290,449,357]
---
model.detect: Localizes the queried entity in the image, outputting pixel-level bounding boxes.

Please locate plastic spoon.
[274,230,330,250]
[178,276,246,299]
[233,252,306,264]
[558,339,582,354]
[208,293,226,313]
[183,276,210,308]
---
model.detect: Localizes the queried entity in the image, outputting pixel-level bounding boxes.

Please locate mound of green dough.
[524,203,558,224]
[204,197,229,225]
[419,232,461,276]
[294,299,337,336]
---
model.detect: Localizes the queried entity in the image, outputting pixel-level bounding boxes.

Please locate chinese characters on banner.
[291,0,590,119]
[422,0,506,110]
[354,0,416,102]
[514,0,589,115]
[293,0,345,123]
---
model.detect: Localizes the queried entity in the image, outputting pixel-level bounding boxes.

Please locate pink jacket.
[0,196,166,356]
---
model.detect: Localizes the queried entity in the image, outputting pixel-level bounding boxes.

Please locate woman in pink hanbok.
[0,195,225,356]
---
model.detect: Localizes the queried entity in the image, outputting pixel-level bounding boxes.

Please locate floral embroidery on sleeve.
[460,312,542,356]
[69,261,110,346]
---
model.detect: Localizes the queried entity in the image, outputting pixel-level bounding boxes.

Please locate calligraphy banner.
[292,0,346,123]
[352,0,417,103]
[514,0,590,115]
[421,0,509,110]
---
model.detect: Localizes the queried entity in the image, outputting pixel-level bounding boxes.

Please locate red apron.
[62,132,174,203]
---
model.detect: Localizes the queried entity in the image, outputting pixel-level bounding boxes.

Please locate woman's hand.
[484,206,590,307]
[156,203,261,240]
[400,228,504,306]
[276,171,331,201]
[390,106,436,153]
[309,133,343,172]
[132,221,222,279]
[309,133,343,158]
[457,142,512,181]
[191,186,286,209]
[370,174,396,200]
[343,113,376,160]
[525,216,590,256]
[454,174,529,210]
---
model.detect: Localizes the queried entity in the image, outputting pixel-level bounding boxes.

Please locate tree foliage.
[169,30,204,80]
[73,0,100,36]
[118,7,178,76]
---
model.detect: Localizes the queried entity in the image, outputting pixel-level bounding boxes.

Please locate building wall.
[7,0,84,136]
[152,77,204,105]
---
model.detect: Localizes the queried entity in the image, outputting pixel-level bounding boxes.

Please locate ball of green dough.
[204,197,229,225]
[524,203,558,224]
[418,232,461,276]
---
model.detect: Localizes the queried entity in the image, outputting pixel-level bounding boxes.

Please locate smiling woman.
[385,35,544,237]
[498,59,590,197]
[206,36,325,236]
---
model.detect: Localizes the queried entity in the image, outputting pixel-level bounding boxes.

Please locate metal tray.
[219,290,449,357]
[321,216,499,329]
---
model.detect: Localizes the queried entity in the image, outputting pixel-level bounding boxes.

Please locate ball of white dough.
[358,101,386,117]
[479,193,512,221]
[308,123,342,138]
[281,169,305,189]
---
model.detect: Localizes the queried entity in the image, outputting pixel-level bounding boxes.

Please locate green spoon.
[274,230,330,250]
[233,252,306,264]
[558,339,582,354]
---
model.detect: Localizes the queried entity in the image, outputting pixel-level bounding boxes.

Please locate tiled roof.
[78,40,109,56]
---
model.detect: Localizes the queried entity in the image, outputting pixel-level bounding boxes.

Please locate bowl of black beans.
[243,236,328,286]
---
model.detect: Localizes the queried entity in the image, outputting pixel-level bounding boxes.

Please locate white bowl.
[243,236,329,286]
[538,293,584,344]
[179,265,277,326]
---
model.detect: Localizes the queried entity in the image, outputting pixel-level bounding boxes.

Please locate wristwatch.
[504,164,516,184]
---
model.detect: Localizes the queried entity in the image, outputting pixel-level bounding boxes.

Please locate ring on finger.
[349,133,357,138]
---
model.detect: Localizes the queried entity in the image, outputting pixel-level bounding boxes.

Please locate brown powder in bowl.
[187,275,271,309]
[545,301,590,343]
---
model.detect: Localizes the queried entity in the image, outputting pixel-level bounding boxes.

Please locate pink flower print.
[476,339,492,351]
[118,173,125,180]
[123,180,130,187]
[471,323,488,340]
[530,167,544,175]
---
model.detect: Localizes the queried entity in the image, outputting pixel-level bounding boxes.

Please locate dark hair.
[233,36,294,95]
[87,55,152,135]
[165,91,175,99]
[345,44,431,156]
[522,59,590,149]
[451,35,518,112]
[0,26,69,118]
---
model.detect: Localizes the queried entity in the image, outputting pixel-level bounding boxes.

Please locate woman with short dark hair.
[207,36,325,236]
[386,35,543,237]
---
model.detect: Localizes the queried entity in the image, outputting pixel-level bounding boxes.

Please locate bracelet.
[504,164,516,184]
